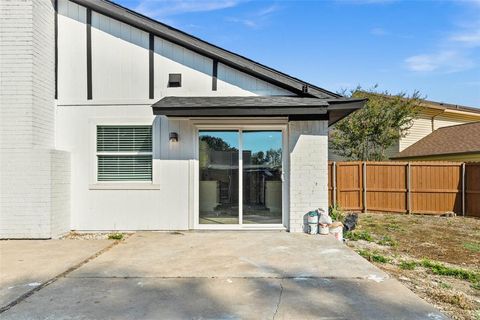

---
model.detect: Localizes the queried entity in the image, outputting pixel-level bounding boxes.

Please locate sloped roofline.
[69,0,341,99]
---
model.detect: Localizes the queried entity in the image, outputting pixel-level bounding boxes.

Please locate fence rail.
[328,161,480,217]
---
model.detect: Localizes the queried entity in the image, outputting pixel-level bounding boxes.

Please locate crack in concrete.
[272,279,283,320]
[0,240,121,314]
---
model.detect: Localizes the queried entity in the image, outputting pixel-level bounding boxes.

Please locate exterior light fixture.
[169,132,178,142]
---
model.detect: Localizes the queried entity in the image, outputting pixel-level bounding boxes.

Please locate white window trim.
[88,117,160,190]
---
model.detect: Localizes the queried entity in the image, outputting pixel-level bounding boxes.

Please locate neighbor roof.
[357,91,480,115]
[393,122,480,159]
[152,96,366,126]
[69,0,340,99]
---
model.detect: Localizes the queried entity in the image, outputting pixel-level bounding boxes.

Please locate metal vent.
[168,73,182,87]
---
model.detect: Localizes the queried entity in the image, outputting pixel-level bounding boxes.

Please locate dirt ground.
[345,213,480,320]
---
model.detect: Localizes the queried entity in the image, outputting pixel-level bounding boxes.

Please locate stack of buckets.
[306,209,343,241]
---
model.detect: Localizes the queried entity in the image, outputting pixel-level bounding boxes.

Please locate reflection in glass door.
[199,131,239,224]
[242,131,282,224]
[198,129,283,225]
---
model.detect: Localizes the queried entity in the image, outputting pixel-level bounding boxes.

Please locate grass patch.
[439,282,452,289]
[385,223,403,232]
[377,235,397,247]
[463,242,480,253]
[345,230,373,242]
[421,259,480,284]
[108,232,124,240]
[470,282,480,291]
[399,261,417,270]
[357,249,390,263]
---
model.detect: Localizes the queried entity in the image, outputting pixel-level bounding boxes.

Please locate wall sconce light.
[169,132,178,142]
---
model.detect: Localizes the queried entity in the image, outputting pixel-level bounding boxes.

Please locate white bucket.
[308,223,318,235]
[329,222,343,241]
[319,223,329,235]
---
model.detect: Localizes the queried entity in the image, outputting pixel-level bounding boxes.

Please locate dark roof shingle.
[393,122,480,159]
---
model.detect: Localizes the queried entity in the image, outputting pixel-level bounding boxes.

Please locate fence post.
[407,162,411,214]
[332,161,337,207]
[363,161,367,213]
[462,162,465,216]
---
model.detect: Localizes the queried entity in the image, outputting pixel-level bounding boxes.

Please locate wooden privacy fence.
[328,161,480,217]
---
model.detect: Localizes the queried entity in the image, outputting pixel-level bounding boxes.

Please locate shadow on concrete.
[2,261,446,319]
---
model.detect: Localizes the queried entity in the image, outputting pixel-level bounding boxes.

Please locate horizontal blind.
[97,126,152,152]
[98,155,152,181]
[97,126,152,181]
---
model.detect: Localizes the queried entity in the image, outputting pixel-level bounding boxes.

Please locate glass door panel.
[199,131,239,224]
[242,131,282,224]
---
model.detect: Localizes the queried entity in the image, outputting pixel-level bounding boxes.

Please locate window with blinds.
[96,126,152,181]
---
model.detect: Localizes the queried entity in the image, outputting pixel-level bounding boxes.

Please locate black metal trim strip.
[54,0,58,99]
[212,60,218,91]
[149,33,154,99]
[86,8,92,100]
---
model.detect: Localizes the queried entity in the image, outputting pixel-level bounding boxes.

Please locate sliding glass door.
[198,129,283,226]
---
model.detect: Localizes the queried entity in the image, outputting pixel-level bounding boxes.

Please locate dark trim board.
[212,60,218,91]
[152,96,365,126]
[54,0,58,100]
[149,33,154,99]
[153,106,328,117]
[86,8,92,100]
[69,0,340,99]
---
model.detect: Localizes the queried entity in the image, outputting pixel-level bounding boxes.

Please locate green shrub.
[108,232,124,240]
[399,261,417,270]
[328,204,344,222]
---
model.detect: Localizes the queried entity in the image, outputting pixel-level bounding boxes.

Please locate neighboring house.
[392,122,480,161]
[329,97,480,161]
[0,0,364,238]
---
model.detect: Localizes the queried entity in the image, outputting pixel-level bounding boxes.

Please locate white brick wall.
[288,121,329,232]
[0,0,71,238]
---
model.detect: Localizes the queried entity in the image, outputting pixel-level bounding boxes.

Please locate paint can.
[307,211,319,235]
[319,223,329,235]
[329,222,344,241]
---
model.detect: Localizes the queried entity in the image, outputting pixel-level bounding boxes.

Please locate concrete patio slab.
[0,239,111,307]
[70,231,387,279]
[1,277,444,320]
[1,232,446,319]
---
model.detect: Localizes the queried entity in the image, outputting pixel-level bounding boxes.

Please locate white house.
[0,0,364,238]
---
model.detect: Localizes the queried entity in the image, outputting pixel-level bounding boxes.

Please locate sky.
[117,0,480,107]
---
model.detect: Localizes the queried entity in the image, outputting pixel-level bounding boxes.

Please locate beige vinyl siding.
[434,113,479,130]
[399,115,433,152]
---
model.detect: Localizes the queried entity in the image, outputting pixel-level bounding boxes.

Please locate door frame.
[193,122,288,230]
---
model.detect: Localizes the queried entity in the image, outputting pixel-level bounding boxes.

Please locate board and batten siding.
[56,0,292,105]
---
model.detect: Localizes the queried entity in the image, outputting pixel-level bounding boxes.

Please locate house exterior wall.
[2,0,329,235]
[0,0,70,239]
[54,0,310,232]
[289,121,328,232]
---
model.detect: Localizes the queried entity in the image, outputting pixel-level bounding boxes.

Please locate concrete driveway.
[1,232,446,319]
